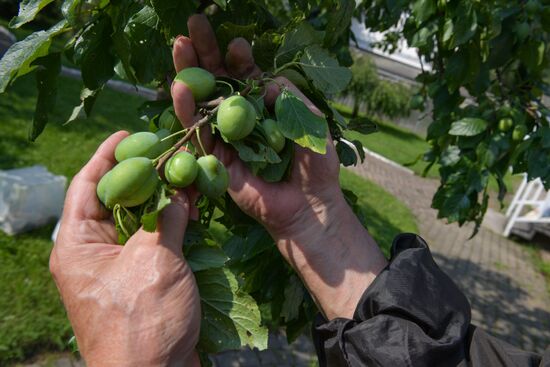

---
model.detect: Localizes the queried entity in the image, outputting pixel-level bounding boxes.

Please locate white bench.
[503,174,550,238]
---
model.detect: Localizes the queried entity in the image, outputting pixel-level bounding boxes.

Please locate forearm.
[272,189,388,320]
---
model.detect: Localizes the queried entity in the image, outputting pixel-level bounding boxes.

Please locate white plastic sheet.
[0,166,66,235]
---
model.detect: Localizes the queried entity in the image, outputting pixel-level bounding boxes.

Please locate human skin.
[172,14,389,320]
[50,132,201,367]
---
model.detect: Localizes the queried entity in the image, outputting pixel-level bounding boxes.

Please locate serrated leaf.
[141,185,172,232]
[449,118,488,136]
[275,22,324,67]
[299,45,352,94]
[29,53,61,141]
[0,20,67,93]
[187,244,228,272]
[257,140,294,183]
[347,117,378,135]
[150,0,199,37]
[9,0,55,28]
[196,267,268,352]
[223,226,274,263]
[275,89,328,154]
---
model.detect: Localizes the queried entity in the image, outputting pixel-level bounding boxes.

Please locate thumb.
[124,191,190,254]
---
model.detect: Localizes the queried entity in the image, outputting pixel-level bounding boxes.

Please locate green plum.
[164,151,199,188]
[114,132,161,162]
[512,124,528,141]
[159,106,182,133]
[195,155,229,198]
[262,119,285,153]
[498,118,514,132]
[174,67,216,102]
[97,157,159,209]
[217,95,257,141]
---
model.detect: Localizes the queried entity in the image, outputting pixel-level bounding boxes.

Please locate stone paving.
[18,152,550,367]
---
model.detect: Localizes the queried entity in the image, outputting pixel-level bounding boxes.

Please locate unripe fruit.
[498,118,514,132]
[97,157,159,209]
[217,95,257,141]
[263,119,285,153]
[195,155,229,198]
[164,151,199,188]
[159,106,182,133]
[115,132,161,162]
[174,67,216,102]
[512,124,528,141]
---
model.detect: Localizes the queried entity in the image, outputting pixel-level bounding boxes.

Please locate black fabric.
[312,233,550,367]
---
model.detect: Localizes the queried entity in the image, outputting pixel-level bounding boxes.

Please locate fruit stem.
[153,147,177,167]
[155,105,220,172]
[160,129,189,142]
[197,96,225,108]
[215,80,234,95]
[196,127,208,156]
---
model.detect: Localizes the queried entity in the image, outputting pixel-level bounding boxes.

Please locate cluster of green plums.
[175,67,286,151]
[97,67,286,210]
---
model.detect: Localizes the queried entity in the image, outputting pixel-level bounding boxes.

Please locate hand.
[171,15,388,320]
[50,132,201,367]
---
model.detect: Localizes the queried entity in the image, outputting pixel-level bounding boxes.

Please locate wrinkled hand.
[50,132,201,366]
[172,15,342,243]
[172,15,387,320]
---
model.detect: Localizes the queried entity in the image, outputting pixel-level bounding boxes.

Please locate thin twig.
[155,105,220,171]
[197,96,225,108]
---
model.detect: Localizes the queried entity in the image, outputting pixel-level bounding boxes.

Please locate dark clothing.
[312,234,550,366]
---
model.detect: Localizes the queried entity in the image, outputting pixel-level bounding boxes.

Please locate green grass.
[523,243,550,296]
[0,75,417,364]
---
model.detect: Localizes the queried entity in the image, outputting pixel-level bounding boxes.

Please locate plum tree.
[216,95,256,141]
[97,157,159,209]
[195,155,229,198]
[174,67,216,102]
[164,151,199,188]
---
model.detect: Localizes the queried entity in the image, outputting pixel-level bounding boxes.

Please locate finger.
[171,81,215,153]
[63,131,129,221]
[125,191,190,254]
[173,35,199,72]
[265,76,323,117]
[225,38,261,79]
[188,14,224,74]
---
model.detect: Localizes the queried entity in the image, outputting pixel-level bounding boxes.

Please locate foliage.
[0,0,372,358]
[0,73,417,364]
[342,54,412,118]
[357,0,550,232]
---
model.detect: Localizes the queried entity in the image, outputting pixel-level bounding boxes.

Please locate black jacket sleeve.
[312,233,550,367]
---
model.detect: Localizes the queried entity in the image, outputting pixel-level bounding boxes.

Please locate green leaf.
[412,0,436,24]
[223,226,274,263]
[73,15,116,90]
[275,22,323,67]
[229,139,281,164]
[299,45,352,94]
[196,267,268,352]
[347,117,378,135]
[336,141,357,167]
[9,0,55,28]
[29,53,61,141]
[324,0,355,47]
[0,20,67,94]
[350,139,366,163]
[113,205,140,245]
[150,0,199,37]
[213,0,226,10]
[449,118,488,136]
[141,184,172,232]
[187,244,228,272]
[257,140,294,183]
[281,275,304,322]
[124,5,172,84]
[453,3,477,46]
[275,89,328,154]
[66,87,100,124]
[440,145,461,166]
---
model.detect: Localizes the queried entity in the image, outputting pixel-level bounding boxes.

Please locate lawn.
[0,74,417,365]
[334,103,523,200]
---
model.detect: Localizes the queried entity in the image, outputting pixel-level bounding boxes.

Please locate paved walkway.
[19,152,549,367]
